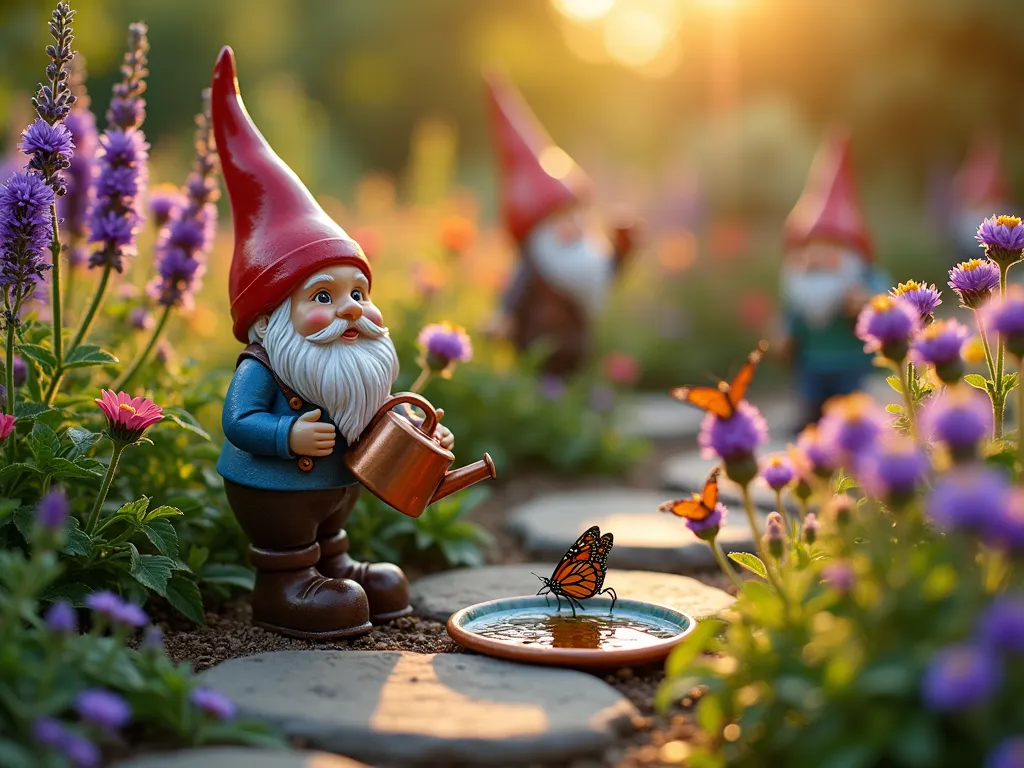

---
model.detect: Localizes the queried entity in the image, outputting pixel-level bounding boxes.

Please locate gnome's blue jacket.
[217,358,358,491]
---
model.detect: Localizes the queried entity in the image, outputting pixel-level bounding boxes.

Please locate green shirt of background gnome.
[483,71,636,378]
[210,46,451,640]
[777,130,890,430]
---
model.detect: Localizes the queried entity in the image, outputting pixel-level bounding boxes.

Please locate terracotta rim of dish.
[446,595,696,669]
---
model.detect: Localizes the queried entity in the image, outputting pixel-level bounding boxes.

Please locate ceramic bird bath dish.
[446,595,695,669]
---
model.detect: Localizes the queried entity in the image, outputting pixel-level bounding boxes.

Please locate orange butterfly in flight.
[658,467,720,522]
[670,340,768,418]
[534,525,618,617]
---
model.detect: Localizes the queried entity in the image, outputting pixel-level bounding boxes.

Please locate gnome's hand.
[289,409,336,457]
[432,408,455,451]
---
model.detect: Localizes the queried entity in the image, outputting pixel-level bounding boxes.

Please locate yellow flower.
[962,336,986,364]
[892,280,925,296]
[996,215,1022,228]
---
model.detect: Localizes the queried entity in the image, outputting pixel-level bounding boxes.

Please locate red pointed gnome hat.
[954,133,1009,209]
[211,46,371,343]
[484,70,592,243]
[784,128,874,259]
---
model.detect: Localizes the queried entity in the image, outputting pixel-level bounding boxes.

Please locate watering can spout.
[429,453,497,505]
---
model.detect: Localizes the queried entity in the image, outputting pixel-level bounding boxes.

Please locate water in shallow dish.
[463,608,681,650]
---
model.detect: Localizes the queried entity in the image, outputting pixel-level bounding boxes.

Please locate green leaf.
[65,427,101,459]
[728,551,768,579]
[165,573,205,624]
[142,518,179,557]
[1003,372,1020,393]
[964,373,990,391]
[28,421,59,462]
[17,343,56,374]
[40,580,97,606]
[199,563,255,591]
[116,497,151,521]
[142,505,184,523]
[42,456,104,481]
[0,462,42,480]
[160,406,211,441]
[886,375,903,394]
[664,618,725,678]
[0,498,19,524]
[885,403,904,415]
[62,515,93,558]
[13,402,54,421]
[128,544,174,596]
[64,344,118,369]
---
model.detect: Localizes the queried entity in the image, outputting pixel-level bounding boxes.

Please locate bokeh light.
[603,5,669,67]
[551,0,616,22]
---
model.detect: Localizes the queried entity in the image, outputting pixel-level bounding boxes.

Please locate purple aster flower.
[0,171,55,301]
[976,214,1024,267]
[44,599,78,634]
[63,734,100,768]
[795,425,836,477]
[58,107,98,249]
[112,601,149,628]
[190,687,237,720]
[910,318,970,382]
[985,489,1024,553]
[698,400,768,463]
[760,453,794,490]
[539,374,566,400]
[920,386,992,460]
[986,285,1024,359]
[987,739,1024,768]
[12,355,27,386]
[75,688,131,732]
[949,258,1000,309]
[129,305,153,331]
[921,643,1001,712]
[33,716,69,748]
[84,590,146,628]
[891,280,942,322]
[680,501,726,543]
[802,512,819,545]
[977,596,1024,654]
[928,467,1009,533]
[856,435,929,506]
[147,183,185,228]
[817,393,886,465]
[37,487,69,530]
[417,321,473,376]
[821,561,856,593]
[855,294,919,361]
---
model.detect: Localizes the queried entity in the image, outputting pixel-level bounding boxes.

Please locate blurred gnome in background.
[212,46,454,640]
[484,72,637,378]
[777,130,890,429]
[951,133,1012,261]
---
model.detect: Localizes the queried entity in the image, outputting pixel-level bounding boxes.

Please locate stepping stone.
[660,440,791,511]
[508,489,763,572]
[115,748,367,767]
[199,651,636,765]
[616,393,704,440]
[410,565,734,622]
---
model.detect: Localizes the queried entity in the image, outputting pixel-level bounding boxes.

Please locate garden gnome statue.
[484,71,637,378]
[778,129,890,430]
[211,47,454,639]
[951,133,1011,261]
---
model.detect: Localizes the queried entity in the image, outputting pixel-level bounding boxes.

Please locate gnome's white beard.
[781,251,865,328]
[252,300,400,444]
[526,218,613,319]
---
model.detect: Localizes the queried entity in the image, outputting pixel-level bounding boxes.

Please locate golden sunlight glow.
[551,0,616,22]
[603,5,668,67]
[539,146,576,179]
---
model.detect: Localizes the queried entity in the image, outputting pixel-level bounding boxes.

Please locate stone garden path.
[124,378,896,767]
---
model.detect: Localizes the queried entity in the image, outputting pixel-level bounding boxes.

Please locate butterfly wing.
[549,528,614,599]
[727,340,767,404]
[701,467,721,510]
[549,526,602,580]
[658,497,713,522]
[669,385,733,418]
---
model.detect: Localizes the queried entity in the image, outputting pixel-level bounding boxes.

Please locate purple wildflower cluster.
[0,172,55,303]
[816,393,886,465]
[976,214,1024,268]
[910,318,970,382]
[698,401,768,464]
[985,286,1024,359]
[84,590,148,628]
[148,92,219,309]
[949,258,1000,309]
[33,716,100,767]
[86,23,149,273]
[890,280,941,322]
[855,435,928,506]
[920,386,991,460]
[418,322,473,375]
[854,294,919,361]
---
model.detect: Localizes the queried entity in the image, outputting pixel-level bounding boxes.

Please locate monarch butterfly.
[534,525,618,617]
[658,467,720,522]
[670,340,768,418]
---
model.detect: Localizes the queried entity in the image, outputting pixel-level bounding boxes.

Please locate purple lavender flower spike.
[976,214,1024,268]
[910,318,970,383]
[855,294,919,361]
[75,688,132,732]
[986,285,1024,359]
[949,258,1000,309]
[37,486,69,530]
[147,184,185,228]
[987,738,1024,768]
[44,599,78,633]
[928,467,1009,533]
[890,280,941,322]
[129,305,153,330]
[190,687,237,720]
[58,94,98,254]
[920,386,991,460]
[0,171,55,302]
[921,644,1001,712]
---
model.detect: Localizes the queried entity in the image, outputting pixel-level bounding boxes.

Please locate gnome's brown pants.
[224,481,411,635]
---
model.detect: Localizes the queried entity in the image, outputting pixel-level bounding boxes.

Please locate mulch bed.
[155,436,728,767]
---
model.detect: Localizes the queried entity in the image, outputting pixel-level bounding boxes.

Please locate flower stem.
[711,538,744,593]
[45,264,113,405]
[775,488,791,531]
[86,442,126,535]
[409,368,431,394]
[4,310,15,467]
[740,484,763,542]
[1018,358,1024,482]
[112,304,171,391]
[48,204,63,369]
[975,309,1003,439]
[900,360,919,441]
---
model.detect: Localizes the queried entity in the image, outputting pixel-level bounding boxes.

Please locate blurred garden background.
[5,0,1019,393]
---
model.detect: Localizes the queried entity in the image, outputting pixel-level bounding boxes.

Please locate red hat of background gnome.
[784,129,873,259]
[484,70,592,244]
[954,133,1009,210]
[211,46,371,343]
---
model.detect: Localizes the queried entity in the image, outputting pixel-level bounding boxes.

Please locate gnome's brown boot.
[248,542,373,639]
[317,531,412,623]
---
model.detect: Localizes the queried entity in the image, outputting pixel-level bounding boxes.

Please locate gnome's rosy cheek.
[362,301,384,328]
[295,307,335,337]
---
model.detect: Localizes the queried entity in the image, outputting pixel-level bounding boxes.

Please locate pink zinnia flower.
[603,352,639,385]
[0,414,16,441]
[95,390,163,444]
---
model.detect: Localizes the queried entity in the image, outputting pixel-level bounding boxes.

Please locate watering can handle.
[365,392,438,438]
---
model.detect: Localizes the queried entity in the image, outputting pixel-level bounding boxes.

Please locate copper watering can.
[345,392,496,518]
